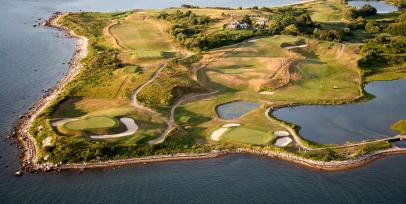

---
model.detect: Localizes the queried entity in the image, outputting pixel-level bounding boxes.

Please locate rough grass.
[391,120,406,134]
[202,36,297,92]
[137,62,205,108]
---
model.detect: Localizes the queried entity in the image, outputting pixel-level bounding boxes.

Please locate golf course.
[18,0,406,169]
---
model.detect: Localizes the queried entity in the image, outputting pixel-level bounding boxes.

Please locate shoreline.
[11,12,89,172]
[11,12,406,173]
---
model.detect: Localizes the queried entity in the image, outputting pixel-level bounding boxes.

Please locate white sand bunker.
[222,123,241,128]
[90,117,138,139]
[274,130,290,137]
[210,123,241,141]
[274,137,293,147]
[259,91,274,95]
[51,118,78,127]
[284,44,308,50]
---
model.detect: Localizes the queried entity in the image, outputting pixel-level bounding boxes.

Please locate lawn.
[222,126,275,145]
[64,116,118,130]
[109,13,175,60]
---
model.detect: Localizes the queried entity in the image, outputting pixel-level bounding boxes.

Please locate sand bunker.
[274,131,290,137]
[210,123,241,141]
[222,123,241,128]
[259,91,274,95]
[274,137,293,147]
[51,118,78,127]
[90,117,138,139]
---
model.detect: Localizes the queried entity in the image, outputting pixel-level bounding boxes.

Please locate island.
[12,0,406,172]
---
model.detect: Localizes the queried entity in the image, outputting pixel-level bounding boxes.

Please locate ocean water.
[0,0,405,203]
[348,0,399,14]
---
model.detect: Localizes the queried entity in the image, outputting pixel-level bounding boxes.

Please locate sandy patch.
[274,137,293,147]
[210,128,229,141]
[222,123,241,128]
[274,131,290,137]
[260,91,274,95]
[284,44,308,50]
[90,117,138,139]
[51,118,78,127]
[211,123,241,141]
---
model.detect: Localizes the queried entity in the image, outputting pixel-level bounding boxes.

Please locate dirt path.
[148,90,219,144]
[336,44,345,59]
[131,63,166,115]
[114,76,129,98]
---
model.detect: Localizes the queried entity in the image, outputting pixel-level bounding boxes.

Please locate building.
[227,21,249,30]
[254,16,269,26]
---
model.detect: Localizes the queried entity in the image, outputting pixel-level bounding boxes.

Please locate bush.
[385,12,406,36]
[359,35,406,67]
[313,28,343,42]
[344,4,377,20]
[365,20,380,33]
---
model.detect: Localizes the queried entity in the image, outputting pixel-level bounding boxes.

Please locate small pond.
[273,79,406,144]
[348,0,399,13]
[216,101,260,120]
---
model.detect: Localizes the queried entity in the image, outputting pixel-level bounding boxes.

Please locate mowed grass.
[268,40,361,102]
[297,0,344,22]
[222,127,275,145]
[64,116,118,130]
[110,13,175,60]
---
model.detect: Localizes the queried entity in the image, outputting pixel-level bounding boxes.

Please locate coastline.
[11,12,406,173]
[11,12,89,172]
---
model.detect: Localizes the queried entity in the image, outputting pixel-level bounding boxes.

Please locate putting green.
[222,127,275,145]
[64,116,118,131]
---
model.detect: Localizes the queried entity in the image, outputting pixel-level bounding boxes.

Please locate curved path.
[148,90,218,144]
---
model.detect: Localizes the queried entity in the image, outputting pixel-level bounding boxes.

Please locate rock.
[15,171,23,177]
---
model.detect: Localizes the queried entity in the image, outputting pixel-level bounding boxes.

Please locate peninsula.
[13,0,406,172]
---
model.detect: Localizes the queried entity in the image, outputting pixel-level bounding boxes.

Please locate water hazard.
[273,79,406,144]
[216,101,260,120]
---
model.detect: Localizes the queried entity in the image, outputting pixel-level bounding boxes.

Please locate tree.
[365,20,380,33]
[241,15,252,25]
[284,24,299,35]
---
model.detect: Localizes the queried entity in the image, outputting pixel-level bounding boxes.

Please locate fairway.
[64,116,118,130]
[109,13,175,59]
[222,127,275,145]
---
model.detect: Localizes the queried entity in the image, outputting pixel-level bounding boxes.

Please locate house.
[254,16,269,26]
[227,21,249,30]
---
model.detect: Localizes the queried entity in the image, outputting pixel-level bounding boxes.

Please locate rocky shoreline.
[10,12,406,174]
[10,12,89,173]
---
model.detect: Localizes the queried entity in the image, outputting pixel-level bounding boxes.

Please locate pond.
[273,79,406,144]
[216,101,260,120]
[348,0,399,13]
